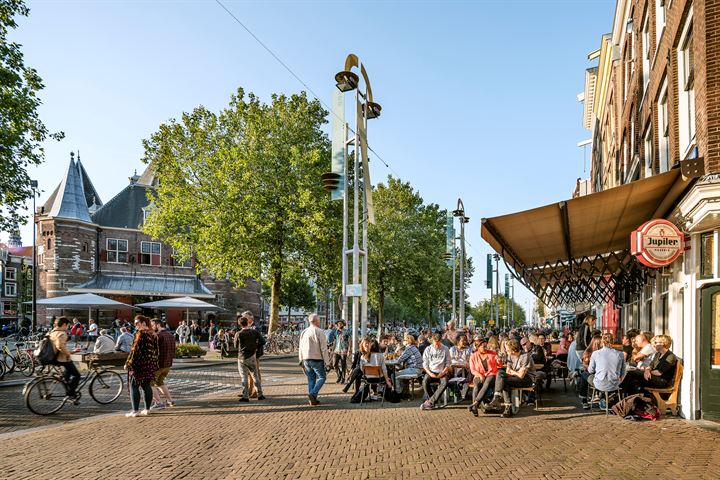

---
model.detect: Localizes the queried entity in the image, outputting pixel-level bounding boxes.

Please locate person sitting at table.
[587,333,626,400]
[443,320,458,347]
[556,335,569,361]
[115,326,134,353]
[359,338,393,399]
[485,335,499,353]
[632,331,655,368]
[93,329,116,354]
[420,333,452,411]
[449,334,472,398]
[537,333,552,358]
[622,329,639,362]
[621,334,678,395]
[526,334,547,366]
[467,337,501,416]
[578,334,602,408]
[490,339,535,417]
[342,337,371,394]
[392,333,423,395]
[417,332,430,355]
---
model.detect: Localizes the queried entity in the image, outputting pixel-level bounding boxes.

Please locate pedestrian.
[234,313,266,402]
[150,318,176,409]
[70,318,83,349]
[176,320,190,344]
[332,320,350,383]
[123,315,159,417]
[190,320,200,345]
[244,311,263,398]
[298,313,331,406]
[85,319,98,350]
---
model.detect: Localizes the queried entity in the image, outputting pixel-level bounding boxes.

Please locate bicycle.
[23,364,124,415]
[1,338,35,376]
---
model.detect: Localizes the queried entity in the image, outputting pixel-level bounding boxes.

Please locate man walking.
[85,319,98,350]
[299,313,331,406]
[234,315,266,402]
[333,320,350,383]
[150,319,176,409]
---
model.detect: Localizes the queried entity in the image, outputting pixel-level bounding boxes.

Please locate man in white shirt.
[85,319,99,350]
[632,331,655,368]
[420,333,452,411]
[298,313,331,406]
[93,329,116,354]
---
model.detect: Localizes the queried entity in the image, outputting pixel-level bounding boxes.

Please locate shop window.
[711,292,720,366]
[107,238,128,263]
[701,232,714,279]
[141,241,162,266]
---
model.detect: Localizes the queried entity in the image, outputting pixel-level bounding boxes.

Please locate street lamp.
[30,179,38,331]
[325,54,382,353]
[452,199,469,327]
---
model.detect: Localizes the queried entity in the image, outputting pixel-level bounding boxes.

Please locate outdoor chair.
[395,371,423,401]
[360,365,386,406]
[646,361,683,416]
[588,385,624,415]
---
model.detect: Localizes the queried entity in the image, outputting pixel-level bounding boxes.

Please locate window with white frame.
[4,283,16,297]
[642,10,650,95]
[658,80,670,172]
[172,247,192,268]
[678,11,695,156]
[644,126,653,178]
[106,238,128,263]
[140,241,161,266]
[656,0,666,48]
[4,267,16,281]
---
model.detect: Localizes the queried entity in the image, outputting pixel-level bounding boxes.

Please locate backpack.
[34,334,57,365]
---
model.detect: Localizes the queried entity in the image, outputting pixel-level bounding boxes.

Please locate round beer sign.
[631,219,685,268]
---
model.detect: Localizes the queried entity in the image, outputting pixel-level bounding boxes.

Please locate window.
[59,279,66,289]
[82,242,88,253]
[642,11,650,94]
[701,231,714,279]
[140,241,161,266]
[712,291,720,367]
[644,126,654,178]
[172,248,192,268]
[106,238,128,263]
[656,0,666,48]
[678,12,695,155]
[4,267,16,281]
[47,238,51,249]
[658,80,670,172]
[4,283,16,297]
[143,209,152,225]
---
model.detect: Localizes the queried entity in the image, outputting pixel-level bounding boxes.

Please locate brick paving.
[0,357,719,479]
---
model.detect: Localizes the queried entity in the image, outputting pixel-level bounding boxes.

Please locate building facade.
[581,0,720,420]
[0,241,33,327]
[35,154,261,327]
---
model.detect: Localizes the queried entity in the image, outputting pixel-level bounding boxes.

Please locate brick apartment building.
[0,234,33,327]
[35,153,261,327]
[481,0,719,421]
[578,0,719,420]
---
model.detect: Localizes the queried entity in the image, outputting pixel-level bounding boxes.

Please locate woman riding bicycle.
[49,316,81,400]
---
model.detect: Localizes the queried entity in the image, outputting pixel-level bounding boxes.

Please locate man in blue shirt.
[588,333,626,393]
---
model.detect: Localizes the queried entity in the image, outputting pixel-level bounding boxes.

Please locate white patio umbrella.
[134,296,223,322]
[34,293,137,323]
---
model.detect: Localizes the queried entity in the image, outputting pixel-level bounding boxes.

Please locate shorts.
[151,367,171,387]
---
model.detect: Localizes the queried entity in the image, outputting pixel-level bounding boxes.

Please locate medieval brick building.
[35,153,261,327]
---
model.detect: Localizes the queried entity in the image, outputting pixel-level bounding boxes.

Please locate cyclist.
[49,316,81,401]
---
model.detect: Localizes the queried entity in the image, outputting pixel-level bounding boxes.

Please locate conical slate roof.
[47,157,93,222]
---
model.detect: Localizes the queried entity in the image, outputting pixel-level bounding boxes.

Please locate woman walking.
[124,315,159,417]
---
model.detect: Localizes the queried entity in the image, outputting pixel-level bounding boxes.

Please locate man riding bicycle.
[49,316,81,400]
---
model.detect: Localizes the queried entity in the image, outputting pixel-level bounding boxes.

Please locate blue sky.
[8,0,616,316]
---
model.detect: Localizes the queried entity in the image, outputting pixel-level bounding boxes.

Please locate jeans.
[303,359,327,397]
[56,361,80,396]
[394,367,422,393]
[238,355,263,399]
[130,381,153,411]
[472,375,496,403]
[422,374,448,404]
[333,353,347,382]
[190,335,198,345]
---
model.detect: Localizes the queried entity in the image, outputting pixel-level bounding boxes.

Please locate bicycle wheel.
[15,351,35,377]
[25,377,67,415]
[89,370,123,404]
[281,341,293,354]
[2,353,15,374]
[0,359,5,380]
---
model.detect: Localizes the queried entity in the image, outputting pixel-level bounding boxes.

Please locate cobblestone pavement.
[1,357,719,480]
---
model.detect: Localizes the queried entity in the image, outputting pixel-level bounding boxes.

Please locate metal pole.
[459,220,465,328]
[494,254,500,327]
[361,90,369,339]
[352,85,361,346]
[451,235,456,323]
[342,122,352,352]
[31,183,37,331]
[511,276,515,326]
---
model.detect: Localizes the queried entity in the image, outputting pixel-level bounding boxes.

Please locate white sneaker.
[149,402,166,410]
[139,409,149,416]
[125,411,139,417]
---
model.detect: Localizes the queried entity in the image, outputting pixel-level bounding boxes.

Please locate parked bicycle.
[1,338,35,377]
[24,364,124,415]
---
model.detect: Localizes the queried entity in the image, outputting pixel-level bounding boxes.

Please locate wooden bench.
[646,361,683,416]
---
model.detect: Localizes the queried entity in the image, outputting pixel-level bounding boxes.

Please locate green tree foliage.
[469,294,526,328]
[368,177,450,328]
[142,88,334,334]
[279,269,316,322]
[0,0,63,232]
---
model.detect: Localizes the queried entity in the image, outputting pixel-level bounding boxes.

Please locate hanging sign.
[631,219,684,267]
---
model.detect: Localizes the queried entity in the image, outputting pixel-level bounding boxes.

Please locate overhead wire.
[214,0,401,179]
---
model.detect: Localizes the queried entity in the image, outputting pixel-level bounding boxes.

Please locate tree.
[142,88,332,334]
[279,269,315,325]
[470,294,526,328]
[0,0,63,232]
[368,177,449,330]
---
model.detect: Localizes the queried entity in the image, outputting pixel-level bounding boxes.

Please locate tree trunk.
[269,269,282,335]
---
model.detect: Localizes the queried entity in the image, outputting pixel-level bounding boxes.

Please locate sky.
[6,0,616,318]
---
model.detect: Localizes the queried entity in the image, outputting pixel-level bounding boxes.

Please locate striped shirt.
[396,345,423,370]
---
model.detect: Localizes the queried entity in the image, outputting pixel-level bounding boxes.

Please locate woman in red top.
[467,336,501,417]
